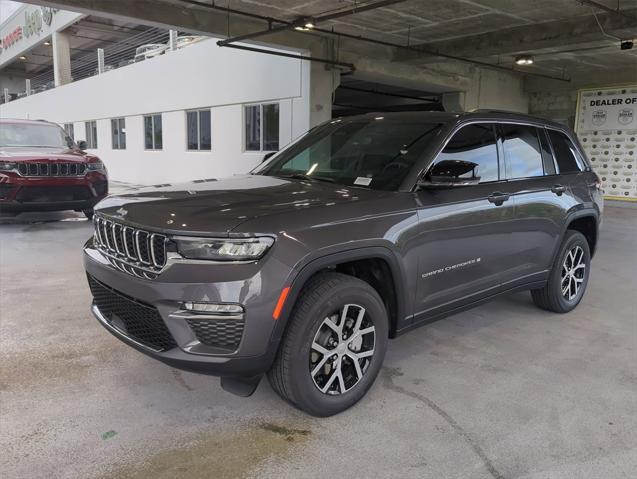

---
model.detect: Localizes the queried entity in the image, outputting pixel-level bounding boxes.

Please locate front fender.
[269,244,411,342]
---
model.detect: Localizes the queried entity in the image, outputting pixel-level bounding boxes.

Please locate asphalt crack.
[382,367,505,479]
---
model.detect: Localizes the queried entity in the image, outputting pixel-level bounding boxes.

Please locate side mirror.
[419,159,480,188]
[262,151,276,163]
[77,140,88,150]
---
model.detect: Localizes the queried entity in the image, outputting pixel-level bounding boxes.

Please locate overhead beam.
[394,9,637,63]
[216,0,408,47]
[576,0,637,20]
[312,0,409,22]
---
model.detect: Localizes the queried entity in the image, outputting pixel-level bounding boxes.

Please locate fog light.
[183,302,244,315]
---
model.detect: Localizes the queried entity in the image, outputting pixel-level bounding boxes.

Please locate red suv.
[0,119,108,218]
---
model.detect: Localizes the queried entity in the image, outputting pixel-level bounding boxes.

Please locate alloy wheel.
[561,245,586,301]
[310,304,376,395]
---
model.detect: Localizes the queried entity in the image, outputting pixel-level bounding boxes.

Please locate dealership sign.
[0,5,83,67]
[0,8,56,53]
[576,85,637,201]
[579,91,637,132]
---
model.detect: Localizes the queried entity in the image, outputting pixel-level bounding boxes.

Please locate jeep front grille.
[93,215,167,280]
[18,162,87,177]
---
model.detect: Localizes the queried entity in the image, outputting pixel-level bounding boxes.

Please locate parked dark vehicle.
[0,119,108,217]
[84,111,602,416]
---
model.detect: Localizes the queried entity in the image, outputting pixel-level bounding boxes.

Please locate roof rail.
[467,108,518,114]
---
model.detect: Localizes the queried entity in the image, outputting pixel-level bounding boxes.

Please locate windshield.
[0,122,72,148]
[255,117,443,190]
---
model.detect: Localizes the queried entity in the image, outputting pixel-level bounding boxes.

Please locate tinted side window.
[547,129,584,173]
[434,124,499,183]
[501,124,544,179]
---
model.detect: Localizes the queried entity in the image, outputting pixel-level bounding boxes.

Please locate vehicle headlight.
[175,237,274,261]
[0,161,18,172]
[86,160,105,171]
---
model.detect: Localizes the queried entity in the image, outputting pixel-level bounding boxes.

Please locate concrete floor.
[1,205,636,479]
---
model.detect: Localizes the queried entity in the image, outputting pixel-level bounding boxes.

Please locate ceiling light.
[19,56,26,60]
[43,41,51,46]
[515,55,534,66]
[294,17,315,31]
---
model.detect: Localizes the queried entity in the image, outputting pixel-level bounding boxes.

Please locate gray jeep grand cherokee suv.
[84,111,603,416]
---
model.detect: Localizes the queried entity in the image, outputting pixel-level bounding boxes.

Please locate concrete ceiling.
[16,0,637,85]
[173,0,637,80]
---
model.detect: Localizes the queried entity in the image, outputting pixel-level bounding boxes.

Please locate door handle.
[551,184,567,196]
[487,192,510,206]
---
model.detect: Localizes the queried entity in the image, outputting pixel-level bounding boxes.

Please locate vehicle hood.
[0,146,88,162]
[96,174,390,236]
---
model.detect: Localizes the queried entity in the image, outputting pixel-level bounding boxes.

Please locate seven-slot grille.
[18,162,87,177]
[94,215,167,279]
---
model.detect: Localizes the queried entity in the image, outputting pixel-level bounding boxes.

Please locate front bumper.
[83,240,287,380]
[0,173,107,212]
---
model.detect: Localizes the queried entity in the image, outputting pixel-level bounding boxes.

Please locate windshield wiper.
[278,173,335,183]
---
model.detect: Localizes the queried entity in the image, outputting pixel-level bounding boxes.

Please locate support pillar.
[97,48,105,74]
[52,31,72,86]
[442,92,466,112]
[308,41,341,127]
[169,30,178,51]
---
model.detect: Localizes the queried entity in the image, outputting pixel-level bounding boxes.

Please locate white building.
[0,4,311,185]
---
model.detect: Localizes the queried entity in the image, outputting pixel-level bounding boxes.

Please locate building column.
[442,92,466,112]
[309,42,341,127]
[52,31,72,87]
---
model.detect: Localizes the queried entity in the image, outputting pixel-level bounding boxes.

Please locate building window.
[111,118,126,150]
[64,123,74,140]
[144,114,162,150]
[186,109,211,151]
[85,121,98,149]
[244,103,279,151]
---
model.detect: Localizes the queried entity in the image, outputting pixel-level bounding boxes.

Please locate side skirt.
[395,280,547,336]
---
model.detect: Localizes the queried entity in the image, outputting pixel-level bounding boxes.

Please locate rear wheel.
[268,272,388,417]
[531,230,590,313]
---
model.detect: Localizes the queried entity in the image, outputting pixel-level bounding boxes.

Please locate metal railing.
[1,28,207,104]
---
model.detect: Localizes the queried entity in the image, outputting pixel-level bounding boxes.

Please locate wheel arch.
[551,208,599,266]
[271,246,410,342]
[566,214,598,258]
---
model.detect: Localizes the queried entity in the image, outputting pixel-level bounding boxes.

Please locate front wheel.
[267,272,388,417]
[531,230,591,313]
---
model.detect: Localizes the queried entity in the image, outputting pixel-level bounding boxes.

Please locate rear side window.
[434,123,499,183]
[501,124,544,179]
[547,129,584,173]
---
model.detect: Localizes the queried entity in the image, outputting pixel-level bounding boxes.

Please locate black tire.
[267,272,389,417]
[531,230,591,313]
[83,209,94,220]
